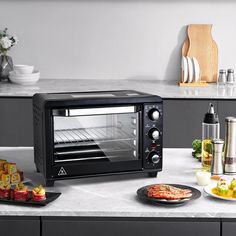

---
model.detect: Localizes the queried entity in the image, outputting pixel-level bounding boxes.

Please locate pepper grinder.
[224,117,236,174]
[211,139,224,175]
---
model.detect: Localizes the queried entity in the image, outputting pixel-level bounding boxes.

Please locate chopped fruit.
[5,163,17,175]
[0,160,6,171]
[216,179,229,196]
[0,161,24,185]
[0,170,6,176]
[10,172,21,185]
[32,185,46,202]
[233,187,236,198]
[14,182,27,191]
[230,178,236,190]
[0,183,11,199]
[13,183,29,201]
[2,174,10,185]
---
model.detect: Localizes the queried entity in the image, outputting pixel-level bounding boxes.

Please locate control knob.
[148,128,160,140]
[148,108,160,121]
[148,152,160,164]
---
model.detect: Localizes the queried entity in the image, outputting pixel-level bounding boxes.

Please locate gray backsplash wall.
[0,1,235,80]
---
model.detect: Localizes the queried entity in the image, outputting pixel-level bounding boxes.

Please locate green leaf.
[192,139,202,152]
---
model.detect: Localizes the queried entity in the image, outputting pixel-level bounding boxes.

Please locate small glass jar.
[227,69,235,85]
[218,69,226,85]
[196,171,211,186]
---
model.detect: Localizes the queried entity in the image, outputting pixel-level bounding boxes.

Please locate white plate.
[186,56,194,83]
[204,183,236,201]
[181,56,188,83]
[192,57,200,82]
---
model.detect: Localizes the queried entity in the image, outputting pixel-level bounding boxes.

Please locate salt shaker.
[218,69,227,85]
[211,139,224,175]
[227,69,235,85]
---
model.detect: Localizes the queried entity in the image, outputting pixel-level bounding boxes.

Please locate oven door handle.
[53,106,136,116]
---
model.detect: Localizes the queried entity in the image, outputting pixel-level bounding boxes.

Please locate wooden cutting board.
[182,24,218,83]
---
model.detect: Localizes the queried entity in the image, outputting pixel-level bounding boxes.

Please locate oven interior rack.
[54,127,136,147]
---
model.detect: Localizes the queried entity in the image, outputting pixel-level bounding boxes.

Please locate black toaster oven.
[33,90,163,186]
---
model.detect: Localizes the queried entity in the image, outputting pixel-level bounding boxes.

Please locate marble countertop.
[1,147,236,218]
[1,79,236,99]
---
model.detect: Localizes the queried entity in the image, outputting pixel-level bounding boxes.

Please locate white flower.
[0,36,12,49]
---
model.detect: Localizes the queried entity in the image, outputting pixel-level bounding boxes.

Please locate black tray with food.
[137,184,201,206]
[0,191,61,206]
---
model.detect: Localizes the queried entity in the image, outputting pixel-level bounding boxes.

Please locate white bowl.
[13,65,34,74]
[9,71,40,85]
[9,70,39,78]
[9,77,40,85]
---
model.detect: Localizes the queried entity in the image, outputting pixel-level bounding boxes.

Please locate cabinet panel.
[0,98,33,146]
[222,220,236,236]
[0,98,232,148]
[163,100,217,148]
[0,216,40,236]
[42,217,220,236]
[218,100,236,140]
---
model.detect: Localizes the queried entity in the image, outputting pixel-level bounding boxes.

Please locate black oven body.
[33,90,163,186]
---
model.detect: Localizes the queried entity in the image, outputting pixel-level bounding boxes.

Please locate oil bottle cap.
[203,103,219,124]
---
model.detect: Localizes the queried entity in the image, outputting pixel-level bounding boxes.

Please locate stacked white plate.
[181,56,200,83]
[9,65,40,85]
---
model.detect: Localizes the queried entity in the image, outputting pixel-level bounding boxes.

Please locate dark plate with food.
[137,184,201,206]
[0,191,61,206]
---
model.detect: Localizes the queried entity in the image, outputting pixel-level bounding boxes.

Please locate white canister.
[196,171,211,186]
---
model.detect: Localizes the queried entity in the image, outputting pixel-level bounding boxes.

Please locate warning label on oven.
[58,167,67,176]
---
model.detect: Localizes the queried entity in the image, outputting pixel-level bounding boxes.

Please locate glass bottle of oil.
[202,103,220,171]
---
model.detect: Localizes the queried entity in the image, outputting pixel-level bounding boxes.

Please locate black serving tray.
[0,191,61,207]
[137,184,201,206]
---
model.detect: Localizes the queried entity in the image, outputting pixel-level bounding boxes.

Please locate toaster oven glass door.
[52,106,140,165]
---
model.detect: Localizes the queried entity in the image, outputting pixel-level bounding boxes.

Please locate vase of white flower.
[0,28,18,82]
[0,54,13,81]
